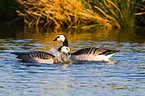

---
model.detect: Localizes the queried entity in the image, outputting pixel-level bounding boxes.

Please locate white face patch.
[61,46,70,53]
[56,35,65,42]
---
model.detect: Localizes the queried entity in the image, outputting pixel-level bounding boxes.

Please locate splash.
[61,52,72,64]
[49,48,72,64]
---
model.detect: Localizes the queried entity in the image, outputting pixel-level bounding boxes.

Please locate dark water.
[0,26,145,96]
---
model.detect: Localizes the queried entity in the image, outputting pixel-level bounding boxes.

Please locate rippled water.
[0,26,145,96]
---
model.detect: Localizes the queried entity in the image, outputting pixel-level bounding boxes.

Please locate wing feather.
[72,47,119,55]
[12,51,55,60]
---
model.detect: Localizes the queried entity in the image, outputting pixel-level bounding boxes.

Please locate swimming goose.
[11,46,70,64]
[53,34,119,61]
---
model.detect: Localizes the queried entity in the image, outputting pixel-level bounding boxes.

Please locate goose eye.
[66,48,70,51]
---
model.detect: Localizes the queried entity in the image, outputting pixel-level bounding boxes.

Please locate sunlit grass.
[16,0,145,29]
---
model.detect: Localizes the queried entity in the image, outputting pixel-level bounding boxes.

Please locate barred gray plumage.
[72,47,119,55]
[11,52,55,63]
[70,47,119,61]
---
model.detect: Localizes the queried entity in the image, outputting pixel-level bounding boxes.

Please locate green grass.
[92,0,138,28]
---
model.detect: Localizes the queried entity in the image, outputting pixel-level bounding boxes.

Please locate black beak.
[53,36,60,41]
[57,46,62,52]
[53,38,57,41]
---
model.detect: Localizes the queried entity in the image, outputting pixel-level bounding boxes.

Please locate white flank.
[71,54,114,61]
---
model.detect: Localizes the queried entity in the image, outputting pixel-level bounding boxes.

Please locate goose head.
[53,34,69,46]
[53,34,66,42]
[58,46,70,53]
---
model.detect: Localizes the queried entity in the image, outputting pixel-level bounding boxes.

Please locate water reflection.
[1,26,144,44]
[1,26,144,52]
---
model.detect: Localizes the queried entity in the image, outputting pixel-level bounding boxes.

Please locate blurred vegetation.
[16,0,145,29]
[0,0,145,29]
[0,0,23,26]
[135,0,145,27]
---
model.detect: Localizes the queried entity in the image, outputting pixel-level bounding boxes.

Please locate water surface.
[0,26,145,96]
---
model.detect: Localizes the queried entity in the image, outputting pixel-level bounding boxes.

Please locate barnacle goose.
[11,46,70,64]
[53,34,119,61]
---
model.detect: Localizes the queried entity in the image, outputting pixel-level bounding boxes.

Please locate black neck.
[63,38,69,47]
[58,46,62,52]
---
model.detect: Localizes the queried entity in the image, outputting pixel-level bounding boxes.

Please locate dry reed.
[16,0,145,29]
